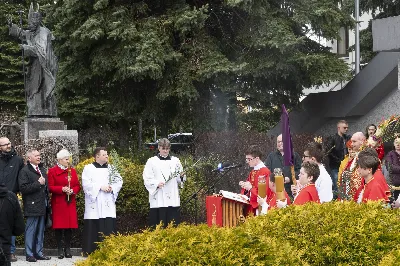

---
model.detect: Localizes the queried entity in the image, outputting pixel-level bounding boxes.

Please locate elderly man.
[265,134,302,198]
[19,150,51,262]
[338,132,366,200]
[0,137,23,262]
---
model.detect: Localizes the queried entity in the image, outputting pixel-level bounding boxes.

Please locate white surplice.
[82,163,123,219]
[143,156,184,208]
[316,164,333,203]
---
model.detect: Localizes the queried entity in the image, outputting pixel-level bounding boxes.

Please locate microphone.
[212,162,243,172]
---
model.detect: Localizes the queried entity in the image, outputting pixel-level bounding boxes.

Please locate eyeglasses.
[0,142,11,147]
[245,157,256,162]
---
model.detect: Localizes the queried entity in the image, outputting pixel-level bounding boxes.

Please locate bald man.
[0,137,24,262]
[265,134,302,198]
[351,132,366,153]
[338,132,366,200]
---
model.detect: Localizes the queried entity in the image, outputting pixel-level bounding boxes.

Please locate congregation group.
[240,120,399,215]
[0,140,123,265]
[1,120,399,265]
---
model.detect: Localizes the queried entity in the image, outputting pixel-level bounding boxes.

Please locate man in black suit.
[19,150,51,262]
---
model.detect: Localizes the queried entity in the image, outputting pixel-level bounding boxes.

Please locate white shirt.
[82,164,123,219]
[143,156,184,208]
[316,164,333,203]
[254,162,266,171]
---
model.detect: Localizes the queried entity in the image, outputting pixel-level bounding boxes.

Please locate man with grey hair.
[143,138,186,228]
[19,149,51,262]
[0,137,23,262]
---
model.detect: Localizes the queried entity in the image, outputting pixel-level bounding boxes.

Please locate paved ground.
[12,255,86,265]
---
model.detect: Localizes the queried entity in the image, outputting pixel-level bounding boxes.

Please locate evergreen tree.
[3,1,355,143]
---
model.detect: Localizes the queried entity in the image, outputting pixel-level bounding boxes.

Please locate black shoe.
[26,256,37,262]
[58,249,64,259]
[35,255,51,260]
[65,249,72,258]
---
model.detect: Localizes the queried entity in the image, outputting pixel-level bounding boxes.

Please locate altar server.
[82,147,123,255]
[143,138,185,228]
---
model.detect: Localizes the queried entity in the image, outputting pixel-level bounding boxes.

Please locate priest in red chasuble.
[354,155,389,203]
[293,161,320,205]
[239,146,271,215]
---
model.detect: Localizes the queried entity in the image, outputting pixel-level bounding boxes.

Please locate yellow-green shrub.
[241,201,400,265]
[75,224,306,266]
[76,202,400,266]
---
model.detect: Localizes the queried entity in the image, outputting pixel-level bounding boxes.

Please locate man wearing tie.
[19,150,51,262]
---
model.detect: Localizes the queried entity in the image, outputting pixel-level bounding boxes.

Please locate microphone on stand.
[212,162,243,172]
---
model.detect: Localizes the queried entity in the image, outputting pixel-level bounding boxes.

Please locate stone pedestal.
[18,117,79,167]
[39,130,79,165]
[22,117,66,143]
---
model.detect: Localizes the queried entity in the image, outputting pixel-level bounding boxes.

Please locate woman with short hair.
[48,149,81,259]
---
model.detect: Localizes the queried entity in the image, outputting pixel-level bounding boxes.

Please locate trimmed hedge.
[75,225,305,265]
[77,202,400,265]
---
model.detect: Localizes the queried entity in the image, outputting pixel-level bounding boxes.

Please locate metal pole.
[355,0,360,74]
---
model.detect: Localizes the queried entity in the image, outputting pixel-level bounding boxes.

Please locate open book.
[219,190,249,204]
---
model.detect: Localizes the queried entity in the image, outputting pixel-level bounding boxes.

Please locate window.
[337,27,349,57]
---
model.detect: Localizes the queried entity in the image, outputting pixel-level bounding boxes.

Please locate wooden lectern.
[206,193,249,227]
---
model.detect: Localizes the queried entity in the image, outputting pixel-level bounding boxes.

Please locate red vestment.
[293,184,320,205]
[268,191,291,209]
[353,171,390,202]
[374,169,391,198]
[354,176,389,203]
[241,167,271,215]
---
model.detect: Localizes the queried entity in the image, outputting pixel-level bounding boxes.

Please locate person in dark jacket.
[19,149,51,262]
[385,137,400,201]
[0,183,24,266]
[265,134,302,198]
[327,120,351,193]
[0,137,24,262]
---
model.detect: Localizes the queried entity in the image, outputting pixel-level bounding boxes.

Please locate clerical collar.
[92,162,108,168]
[157,154,171,160]
[253,162,266,170]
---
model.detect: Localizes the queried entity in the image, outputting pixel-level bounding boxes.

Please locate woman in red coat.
[48,149,81,259]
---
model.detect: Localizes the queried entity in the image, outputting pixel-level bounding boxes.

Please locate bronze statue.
[8,3,58,117]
